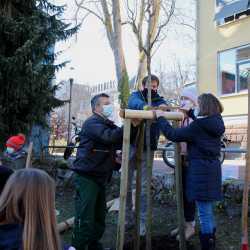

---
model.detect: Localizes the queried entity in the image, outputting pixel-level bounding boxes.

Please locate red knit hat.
[6,134,26,151]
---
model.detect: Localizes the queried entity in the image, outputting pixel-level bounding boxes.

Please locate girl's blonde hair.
[0,168,61,250]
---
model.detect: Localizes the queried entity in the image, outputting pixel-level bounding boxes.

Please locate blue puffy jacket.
[72,113,123,186]
[157,114,225,201]
[128,91,167,150]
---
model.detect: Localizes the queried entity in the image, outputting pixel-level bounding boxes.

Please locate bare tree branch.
[125,0,137,23]
[74,0,105,24]
[138,0,146,42]
[150,0,175,49]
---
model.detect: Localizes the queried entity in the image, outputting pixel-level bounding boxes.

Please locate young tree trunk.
[134,0,161,90]
[135,52,147,90]
[145,4,153,249]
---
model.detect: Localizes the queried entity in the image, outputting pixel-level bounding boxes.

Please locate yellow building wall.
[197,0,249,117]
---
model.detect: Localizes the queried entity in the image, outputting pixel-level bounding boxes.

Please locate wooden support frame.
[146,120,153,250]
[25,142,33,168]
[116,119,131,250]
[135,124,145,250]
[124,109,183,121]
[116,110,185,250]
[174,138,187,250]
[241,81,250,250]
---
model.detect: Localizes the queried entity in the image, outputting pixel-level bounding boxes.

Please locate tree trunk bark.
[145,4,153,248]
[135,52,147,90]
[112,0,130,107]
[134,0,161,90]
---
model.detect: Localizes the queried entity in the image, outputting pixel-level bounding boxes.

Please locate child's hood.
[196,114,225,137]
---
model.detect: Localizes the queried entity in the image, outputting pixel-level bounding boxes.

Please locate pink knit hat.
[180,86,198,105]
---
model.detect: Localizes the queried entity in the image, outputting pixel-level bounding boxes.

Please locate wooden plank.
[146,120,153,250]
[124,109,183,121]
[116,119,131,250]
[134,124,145,250]
[174,142,186,250]
[241,80,250,250]
[25,142,33,168]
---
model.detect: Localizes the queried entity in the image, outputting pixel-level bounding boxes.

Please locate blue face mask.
[102,104,113,118]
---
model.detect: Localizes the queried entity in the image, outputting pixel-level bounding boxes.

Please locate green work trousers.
[72,174,106,250]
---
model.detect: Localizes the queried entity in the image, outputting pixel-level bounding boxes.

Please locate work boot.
[199,232,216,250]
[176,222,195,241]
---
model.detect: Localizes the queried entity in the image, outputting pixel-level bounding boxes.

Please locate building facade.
[55,80,120,131]
[197,0,250,150]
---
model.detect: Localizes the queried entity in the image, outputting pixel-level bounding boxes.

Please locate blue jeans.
[196,201,215,234]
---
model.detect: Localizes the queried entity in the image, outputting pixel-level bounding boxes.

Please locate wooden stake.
[174,141,186,250]
[25,142,33,168]
[241,80,250,250]
[116,119,131,250]
[135,123,145,250]
[146,120,153,250]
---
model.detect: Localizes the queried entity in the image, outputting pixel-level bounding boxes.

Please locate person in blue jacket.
[155,93,225,250]
[126,74,168,235]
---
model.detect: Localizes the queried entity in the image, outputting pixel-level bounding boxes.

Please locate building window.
[218,45,250,95]
[215,0,250,25]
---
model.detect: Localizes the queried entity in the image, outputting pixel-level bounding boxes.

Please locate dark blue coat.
[128,91,167,150]
[0,165,13,193]
[157,114,225,201]
[0,224,22,250]
[72,113,123,186]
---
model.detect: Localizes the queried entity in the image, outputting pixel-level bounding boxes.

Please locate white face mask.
[6,147,15,154]
[102,104,113,118]
[193,107,200,117]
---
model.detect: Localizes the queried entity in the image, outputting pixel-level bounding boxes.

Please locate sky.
[54,0,196,86]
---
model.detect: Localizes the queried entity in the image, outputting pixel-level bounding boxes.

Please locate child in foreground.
[0,168,75,250]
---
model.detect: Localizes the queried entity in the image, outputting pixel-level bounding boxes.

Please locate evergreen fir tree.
[0,0,78,147]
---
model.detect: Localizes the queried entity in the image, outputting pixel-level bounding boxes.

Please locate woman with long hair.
[156,93,225,250]
[0,168,73,250]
